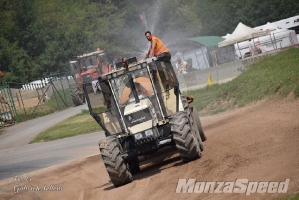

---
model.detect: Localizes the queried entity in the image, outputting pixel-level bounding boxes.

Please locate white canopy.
[222,33,231,39]
[262,22,278,31]
[218,22,270,47]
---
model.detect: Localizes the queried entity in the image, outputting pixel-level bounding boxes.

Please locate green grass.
[0,129,4,135]
[188,48,299,115]
[187,84,223,114]
[277,193,299,200]
[30,109,102,143]
[17,88,74,122]
[18,101,60,122]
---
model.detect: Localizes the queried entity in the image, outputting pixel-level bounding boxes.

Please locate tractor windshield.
[110,68,154,107]
[80,56,98,72]
[71,50,112,84]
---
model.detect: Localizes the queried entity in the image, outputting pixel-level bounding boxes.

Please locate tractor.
[84,56,206,187]
[68,49,112,106]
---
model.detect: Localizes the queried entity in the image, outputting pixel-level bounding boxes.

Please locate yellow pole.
[207,73,213,86]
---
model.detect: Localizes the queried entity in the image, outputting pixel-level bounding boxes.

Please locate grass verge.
[30,109,101,143]
[189,48,299,115]
[18,88,74,122]
[278,193,299,200]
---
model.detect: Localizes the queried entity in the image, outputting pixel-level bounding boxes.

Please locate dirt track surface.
[0,97,298,200]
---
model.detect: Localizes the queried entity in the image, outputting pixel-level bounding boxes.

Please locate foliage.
[194,0,299,36]
[0,0,298,82]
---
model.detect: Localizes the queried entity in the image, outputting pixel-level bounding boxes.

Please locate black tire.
[128,157,140,175]
[170,111,201,162]
[180,95,189,111]
[99,136,133,187]
[70,83,85,106]
[190,107,207,142]
[190,107,204,151]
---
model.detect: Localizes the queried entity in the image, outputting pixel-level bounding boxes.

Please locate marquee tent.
[261,22,278,31]
[222,33,232,39]
[218,22,270,47]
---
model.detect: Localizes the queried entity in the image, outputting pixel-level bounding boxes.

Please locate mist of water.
[122,0,197,59]
[148,0,162,35]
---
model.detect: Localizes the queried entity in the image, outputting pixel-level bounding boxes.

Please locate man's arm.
[148,39,157,58]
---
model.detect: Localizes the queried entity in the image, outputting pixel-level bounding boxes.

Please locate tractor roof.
[77,50,105,59]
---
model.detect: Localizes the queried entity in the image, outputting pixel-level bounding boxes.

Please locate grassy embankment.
[31,48,299,143]
[278,193,299,200]
[189,47,299,115]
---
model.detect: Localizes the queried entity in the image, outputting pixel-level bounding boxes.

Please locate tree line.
[0,0,298,83]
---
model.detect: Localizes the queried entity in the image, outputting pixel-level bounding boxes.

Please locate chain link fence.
[204,30,299,66]
[0,72,79,125]
[235,29,299,58]
[0,85,18,128]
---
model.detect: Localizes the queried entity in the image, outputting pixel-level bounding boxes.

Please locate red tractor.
[69,49,112,106]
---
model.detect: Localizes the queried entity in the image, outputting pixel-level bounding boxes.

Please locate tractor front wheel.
[171,111,201,162]
[99,136,133,187]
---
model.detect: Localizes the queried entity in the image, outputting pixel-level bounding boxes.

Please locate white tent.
[234,28,297,58]
[218,22,270,47]
[222,33,231,39]
[262,22,278,31]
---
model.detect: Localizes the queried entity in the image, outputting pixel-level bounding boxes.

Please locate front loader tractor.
[84,56,206,187]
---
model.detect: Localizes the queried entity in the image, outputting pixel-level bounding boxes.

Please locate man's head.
[145,31,152,41]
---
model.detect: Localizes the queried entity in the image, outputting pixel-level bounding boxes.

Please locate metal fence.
[209,45,236,66]
[205,30,299,66]
[171,47,211,71]
[235,29,299,58]
[0,85,18,127]
[0,72,78,124]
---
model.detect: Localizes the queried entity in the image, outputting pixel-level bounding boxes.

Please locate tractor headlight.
[145,129,153,137]
[134,133,143,140]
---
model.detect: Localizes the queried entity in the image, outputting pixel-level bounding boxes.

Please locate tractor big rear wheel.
[171,111,201,162]
[99,136,133,187]
[70,83,85,106]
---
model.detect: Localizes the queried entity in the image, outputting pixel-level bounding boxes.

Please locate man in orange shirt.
[145,31,171,63]
[145,31,176,90]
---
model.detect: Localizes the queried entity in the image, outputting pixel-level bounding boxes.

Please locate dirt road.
[0,97,298,200]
